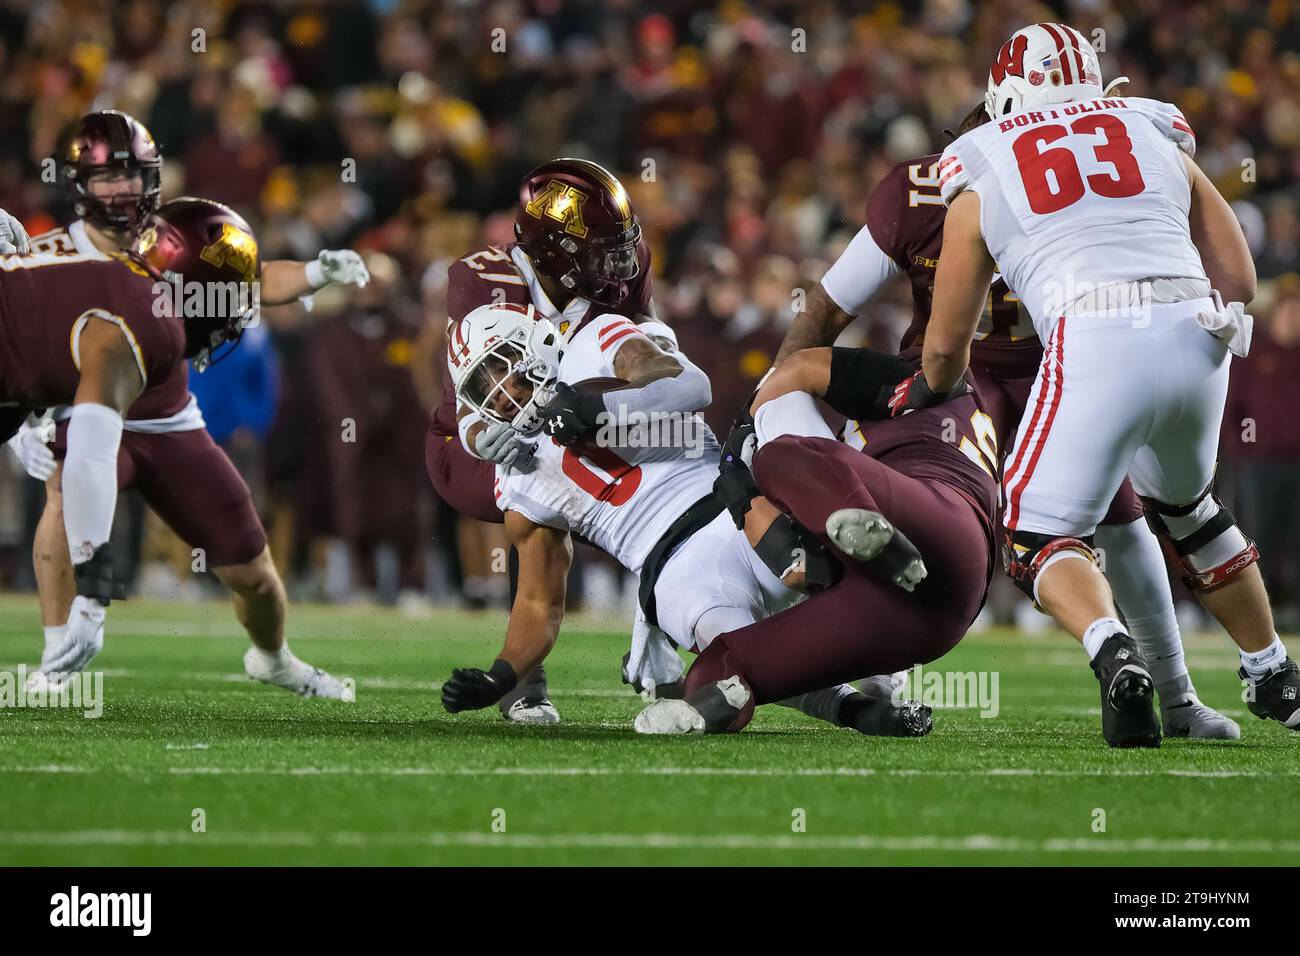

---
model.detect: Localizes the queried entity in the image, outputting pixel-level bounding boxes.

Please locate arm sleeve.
[821,346,914,421]
[62,403,124,562]
[820,170,907,315]
[820,222,904,316]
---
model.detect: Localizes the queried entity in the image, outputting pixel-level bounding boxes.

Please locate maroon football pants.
[53,423,266,567]
[425,428,502,524]
[683,436,993,727]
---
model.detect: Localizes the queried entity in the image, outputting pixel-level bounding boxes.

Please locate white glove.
[307,249,370,289]
[38,595,105,677]
[1196,293,1253,358]
[473,419,536,471]
[0,208,30,255]
[6,419,56,480]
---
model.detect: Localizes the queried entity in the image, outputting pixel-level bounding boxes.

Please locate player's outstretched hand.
[441,660,518,713]
[536,382,604,446]
[315,249,370,288]
[888,370,970,418]
[0,208,30,255]
[6,419,56,481]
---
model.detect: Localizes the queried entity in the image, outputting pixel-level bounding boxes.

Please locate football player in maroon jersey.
[5,111,363,698]
[635,344,995,734]
[431,158,677,723]
[765,103,1238,741]
[0,198,288,686]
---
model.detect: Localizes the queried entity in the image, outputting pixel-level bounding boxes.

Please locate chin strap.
[1102,76,1131,97]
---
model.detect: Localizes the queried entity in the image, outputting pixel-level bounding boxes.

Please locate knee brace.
[1004,529,1099,606]
[753,515,842,592]
[1140,487,1259,593]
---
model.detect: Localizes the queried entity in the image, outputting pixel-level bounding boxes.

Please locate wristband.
[304,257,327,289]
[489,658,518,693]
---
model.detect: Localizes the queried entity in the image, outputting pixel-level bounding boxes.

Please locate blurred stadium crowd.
[0,0,1297,625]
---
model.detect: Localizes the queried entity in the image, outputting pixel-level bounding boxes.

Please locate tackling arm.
[921,191,994,393]
[774,283,856,364]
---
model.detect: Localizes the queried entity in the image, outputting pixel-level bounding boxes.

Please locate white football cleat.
[825,508,927,592]
[502,696,561,725]
[243,647,354,701]
[634,698,706,735]
[1161,698,1241,740]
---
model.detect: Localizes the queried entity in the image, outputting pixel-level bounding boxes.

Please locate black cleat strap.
[73,544,126,606]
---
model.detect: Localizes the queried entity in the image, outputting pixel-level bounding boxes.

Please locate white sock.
[753,391,836,446]
[1240,636,1287,681]
[43,625,68,653]
[249,645,292,669]
[1082,617,1126,660]
[1096,520,1187,687]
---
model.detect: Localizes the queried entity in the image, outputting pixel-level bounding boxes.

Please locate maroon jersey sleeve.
[0,256,183,409]
[446,247,532,323]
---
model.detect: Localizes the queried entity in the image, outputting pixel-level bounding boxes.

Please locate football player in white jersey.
[905,22,1297,745]
[436,302,926,736]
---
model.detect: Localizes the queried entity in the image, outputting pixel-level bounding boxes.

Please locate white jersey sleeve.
[937,145,974,206]
[820,223,902,316]
[1126,97,1197,157]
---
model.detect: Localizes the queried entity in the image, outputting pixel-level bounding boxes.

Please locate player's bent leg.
[1012,532,1161,748]
[215,548,353,702]
[1136,484,1297,731]
[1096,516,1239,739]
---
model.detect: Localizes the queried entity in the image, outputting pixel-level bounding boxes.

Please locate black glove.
[714,408,760,530]
[537,382,606,446]
[887,370,970,418]
[442,659,518,713]
[73,543,127,607]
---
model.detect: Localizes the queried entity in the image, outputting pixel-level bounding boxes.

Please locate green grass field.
[0,594,1295,866]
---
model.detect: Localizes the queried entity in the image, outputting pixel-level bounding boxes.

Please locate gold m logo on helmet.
[199,222,258,282]
[524,180,589,238]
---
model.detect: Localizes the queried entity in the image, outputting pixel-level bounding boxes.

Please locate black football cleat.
[1240,659,1300,730]
[1090,633,1161,748]
[839,692,933,738]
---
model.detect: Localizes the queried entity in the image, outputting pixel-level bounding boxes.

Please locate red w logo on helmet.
[991,34,1028,84]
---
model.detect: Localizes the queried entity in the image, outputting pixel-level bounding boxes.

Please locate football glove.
[472,418,536,471]
[887,370,970,418]
[6,419,56,481]
[307,249,370,289]
[0,208,30,255]
[537,382,605,445]
[714,409,760,530]
[39,595,106,676]
[442,660,518,713]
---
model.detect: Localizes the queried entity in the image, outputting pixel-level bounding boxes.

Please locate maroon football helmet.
[514,158,641,308]
[59,110,163,233]
[129,198,260,368]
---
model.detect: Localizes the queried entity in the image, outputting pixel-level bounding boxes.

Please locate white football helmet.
[448,302,564,435]
[985,23,1122,119]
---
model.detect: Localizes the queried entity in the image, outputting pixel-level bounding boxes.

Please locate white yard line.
[3,764,1291,779]
[0,828,1294,854]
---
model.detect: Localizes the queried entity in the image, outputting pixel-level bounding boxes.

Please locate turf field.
[0,594,1295,866]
